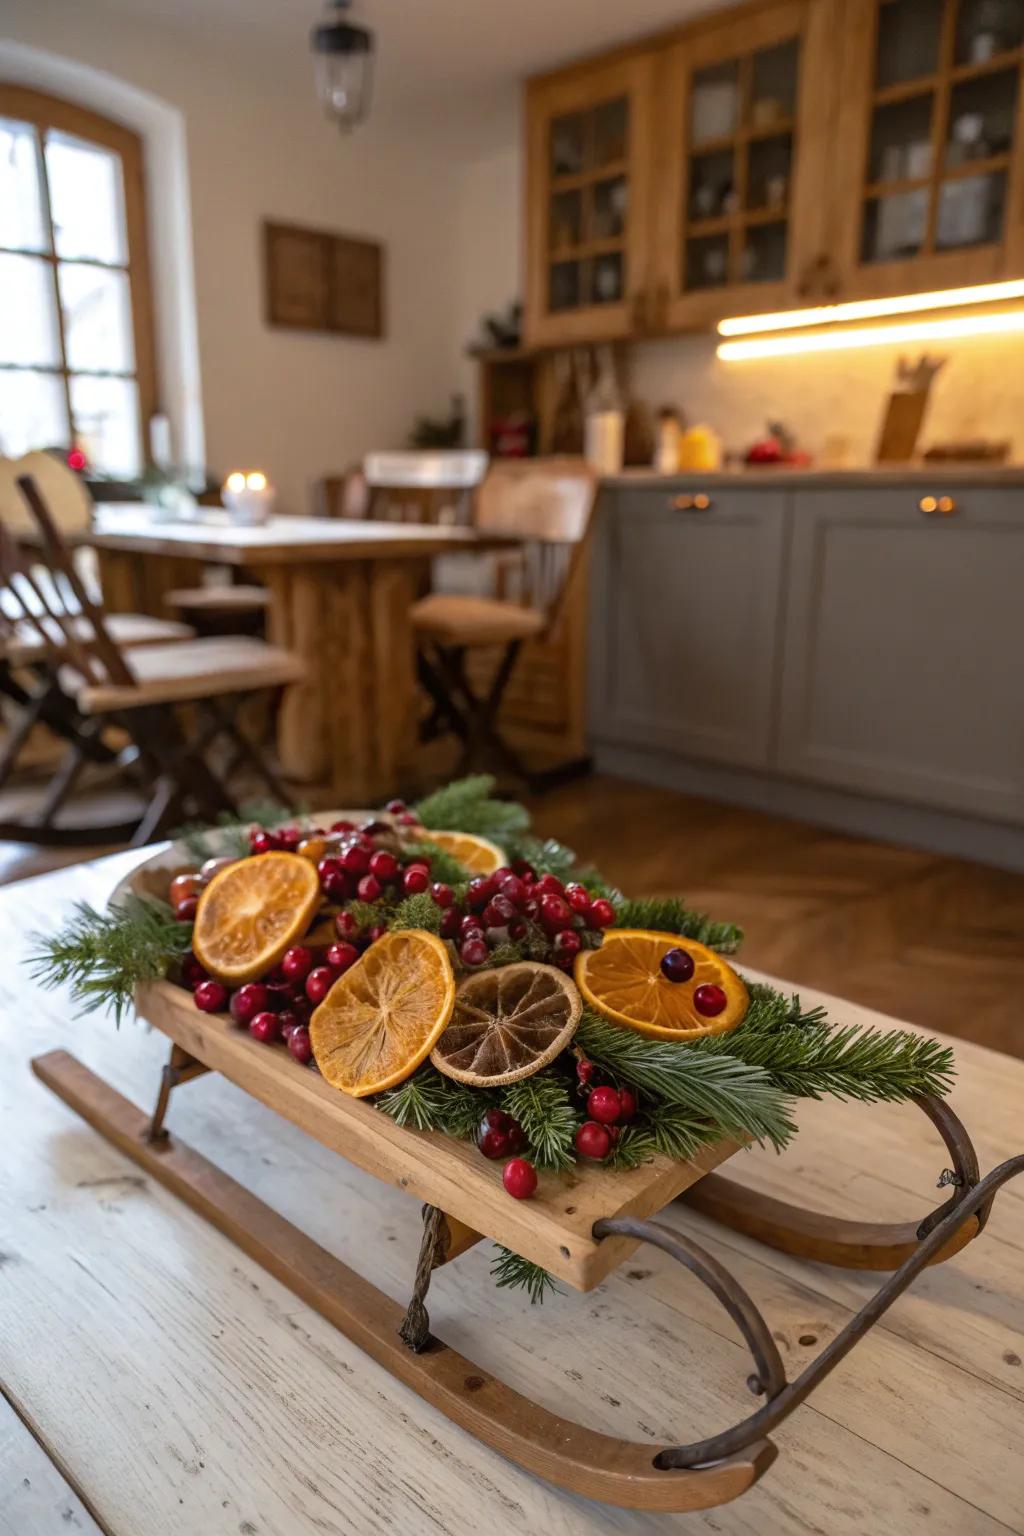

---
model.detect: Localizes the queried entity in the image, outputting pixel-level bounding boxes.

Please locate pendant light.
[311,0,375,133]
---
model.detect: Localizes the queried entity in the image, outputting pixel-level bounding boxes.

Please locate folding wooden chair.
[0,476,304,846]
[411,459,597,787]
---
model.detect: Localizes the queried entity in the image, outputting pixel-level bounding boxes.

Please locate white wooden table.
[1,850,1022,1536]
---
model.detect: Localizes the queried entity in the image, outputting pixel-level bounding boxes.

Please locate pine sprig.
[374,1064,488,1139]
[490,1246,561,1305]
[499,1070,582,1171]
[27,896,194,1025]
[414,775,530,840]
[402,840,472,885]
[612,895,744,954]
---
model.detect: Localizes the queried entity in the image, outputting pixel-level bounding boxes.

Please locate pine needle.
[27,896,194,1026]
[490,1246,561,1304]
[414,775,530,840]
[500,1070,581,1171]
[374,1064,490,1138]
[403,840,472,885]
[612,895,744,954]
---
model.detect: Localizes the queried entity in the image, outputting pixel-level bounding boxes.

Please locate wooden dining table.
[2,848,1023,1536]
[85,506,517,799]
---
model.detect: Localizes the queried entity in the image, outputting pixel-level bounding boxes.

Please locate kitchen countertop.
[602,465,1024,488]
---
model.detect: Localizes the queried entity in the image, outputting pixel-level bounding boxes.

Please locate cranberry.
[277,1009,301,1039]
[564,882,591,915]
[507,916,527,941]
[523,896,540,919]
[661,947,695,983]
[402,864,430,895]
[249,1011,280,1044]
[181,953,208,989]
[539,893,573,935]
[439,907,462,939]
[368,849,400,882]
[229,983,270,1025]
[694,983,728,1017]
[326,941,359,974]
[431,882,454,908]
[317,855,345,884]
[367,923,388,943]
[322,871,353,904]
[618,1087,638,1122]
[357,874,383,903]
[169,873,202,907]
[511,859,536,882]
[342,843,371,877]
[496,873,528,908]
[330,819,356,833]
[396,811,420,827]
[459,914,485,940]
[460,937,489,967]
[335,910,361,941]
[587,1086,622,1124]
[534,874,565,898]
[194,980,228,1013]
[576,1058,595,1084]
[588,898,616,930]
[466,876,496,911]
[305,967,334,1004]
[385,798,407,814]
[482,894,516,928]
[553,928,582,958]
[281,946,313,982]
[249,829,278,855]
[276,825,302,850]
[502,1158,538,1200]
[174,895,199,922]
[287,1026,313,1065]
[476,1109,526,1160]
[575,1121,611,1160]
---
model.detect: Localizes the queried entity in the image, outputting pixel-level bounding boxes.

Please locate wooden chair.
[0,476,304,847]
[362,451,488,526]
[411,459,597,786]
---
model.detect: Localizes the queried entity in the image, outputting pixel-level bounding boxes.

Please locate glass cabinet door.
[833,0,1024,295]
[526,53,655,346]
[654,1,833,328]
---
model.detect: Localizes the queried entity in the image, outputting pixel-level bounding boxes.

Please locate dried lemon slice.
[431,961,581,1086]
[192,851,321,985]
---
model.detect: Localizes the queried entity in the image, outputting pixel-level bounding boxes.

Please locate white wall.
[452,116,1024,463]
[2,0,465,515]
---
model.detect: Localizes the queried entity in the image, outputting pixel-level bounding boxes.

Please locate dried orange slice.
[575,929,748,1041]
[193,851,321,985]
[310,929,456,1098]
[415,829,505,875]
[431,961,581,1086]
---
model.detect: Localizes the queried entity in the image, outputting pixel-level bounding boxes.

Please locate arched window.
[0,86,157,478]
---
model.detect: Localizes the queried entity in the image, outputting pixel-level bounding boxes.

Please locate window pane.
[0,369,69,455]
[0,118,47,253]
[70,373,141,476]
[59,263,135,373]
[0,253,61,366]
[44,131,127,264]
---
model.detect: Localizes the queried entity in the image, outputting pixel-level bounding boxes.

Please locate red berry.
[539,893,573,935]
[511,859,536,882]
[502,1158,538,1200]
[317,855,345,884]
[431,882,454,908]
[459,914,485,940]
[200,855,235,881]
[335,910,361,941]
[534,873,565,898]
[618,1087,638,1122]
[439,907,461,939]
[249,829,278,855]
[322,871,353,903]
[277,1009,301,1039]
[229,983,270,1025]
[330,819,356,833]
[368,849,400,882]
[660,947,695,983]
[342,843,371,876]
[357,873,383,903]
[553,928,582,958]
[576,1058,595,1084]
[575,1121,611,1160]
[466,876,496,911]
[181,953,208,989]
[694,983,727,1017]
[367,923,388,943]
[482,894,515,928]
[281,946,313,982]
[287,1026,313,1065]
[587,1086,622,1124]
[476,1109,525,1159]
[523,896,540,919]
[276,825,302,850]
[460,937,489,967]
[305,966,334,1004]
[588,898,616,930]
[507,916,527,941]
[169,873,202,907]
[385,798,407,814]
[564,882,591,915]
[174,894,199,922]
[194,980,228,1013]
[607,1125,621,1146]
[249,1011,280,1044]
[396,811,420,827]
[496,873,528,908]
[326,941,359,974]
[402,863,430,895]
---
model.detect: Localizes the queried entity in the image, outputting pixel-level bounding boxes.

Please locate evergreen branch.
[26,897,194,1026]
[387,892,445,935]
[500,1070,581,1171]
[505,835,578,882]
[403,840,473,885]
[374,1064,489,1138]
[611,895,744,954]
[576,1009,797,1150]
[490,1246,561,1305]
[414,775,530,840]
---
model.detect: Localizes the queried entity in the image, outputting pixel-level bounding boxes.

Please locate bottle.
[654,407,683,474]
[584,348,625,475]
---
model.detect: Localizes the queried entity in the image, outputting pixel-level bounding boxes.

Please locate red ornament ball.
[248,1011,280,1044]
[287,1026,313,1065]
[502,1158,538,1200]
[193,979,228,1014]
[693,983,728,1017]
[587,1085,622,1124]
[305,966,334,1004]
[575,1121,612,1160]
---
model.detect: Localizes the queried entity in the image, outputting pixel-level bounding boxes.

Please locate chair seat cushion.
[411,593,545,646]
[3,612,193,666]
[63,636,305,715]
[164,585,270,613]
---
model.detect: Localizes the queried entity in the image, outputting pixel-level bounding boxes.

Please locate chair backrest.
[362,450,489,526]
[0,475,135,688]
[319,466,371,520]
[0,451,93,536]
[473,458,598,630]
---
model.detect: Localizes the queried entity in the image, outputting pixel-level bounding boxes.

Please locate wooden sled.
[31,975,1024,1514]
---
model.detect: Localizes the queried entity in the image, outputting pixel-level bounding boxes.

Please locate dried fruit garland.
[31,775,956,1299]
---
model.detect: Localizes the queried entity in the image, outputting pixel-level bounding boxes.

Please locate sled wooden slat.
[133,980,742,1291]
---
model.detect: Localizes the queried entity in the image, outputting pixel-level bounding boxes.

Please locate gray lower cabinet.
[590,485,788,769]
[777,488,1024,824]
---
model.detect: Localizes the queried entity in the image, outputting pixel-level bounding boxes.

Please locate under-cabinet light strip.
[717,307,1024,361]
[718,279,1024,338]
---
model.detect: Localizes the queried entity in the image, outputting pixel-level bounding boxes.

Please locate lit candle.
[222,470,275,524]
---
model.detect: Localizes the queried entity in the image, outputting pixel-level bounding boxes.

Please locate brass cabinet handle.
[671,493,713,511]
[919,495,959,515]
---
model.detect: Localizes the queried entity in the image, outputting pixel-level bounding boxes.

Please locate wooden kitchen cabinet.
[831,0,1024,299]
[589,484,789,768]
[777,486,1024,823]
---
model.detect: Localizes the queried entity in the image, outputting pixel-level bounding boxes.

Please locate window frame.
[0,83,158,473]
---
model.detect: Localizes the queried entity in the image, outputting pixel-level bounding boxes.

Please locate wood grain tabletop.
[1,849,1022,1536]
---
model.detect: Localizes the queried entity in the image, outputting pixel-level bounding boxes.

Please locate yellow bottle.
[678,423,722,471]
